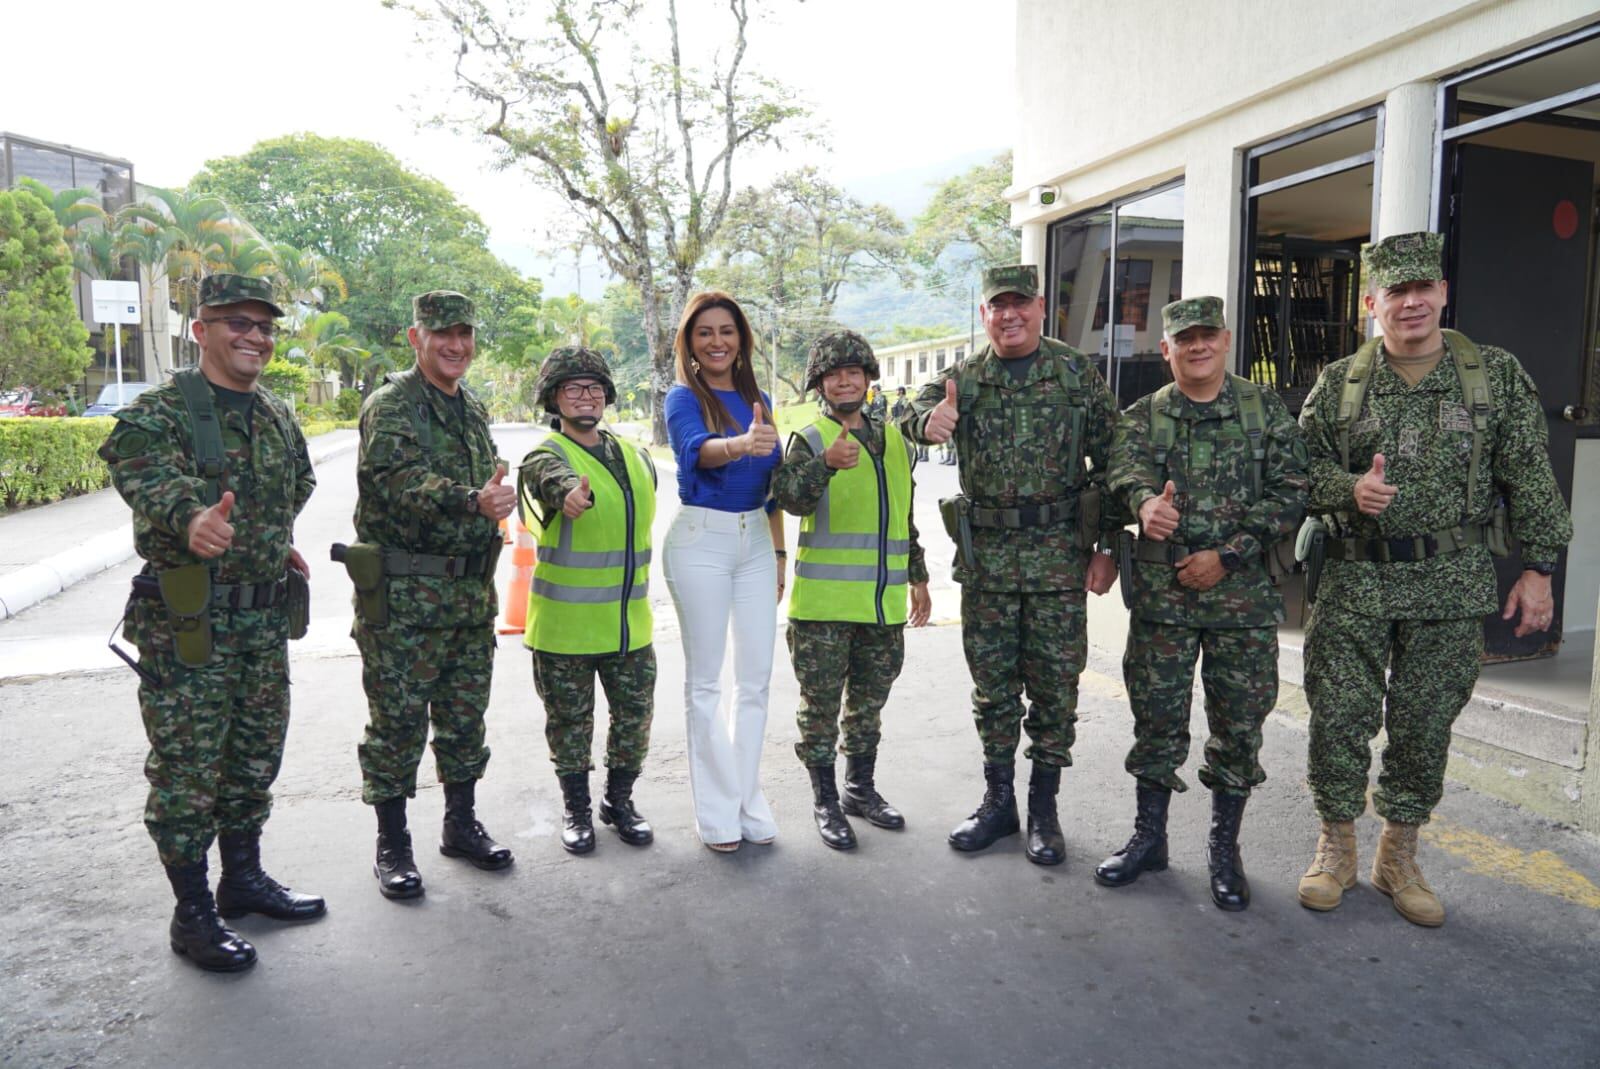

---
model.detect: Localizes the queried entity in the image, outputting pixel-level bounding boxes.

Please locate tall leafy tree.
[910,151,1020,286]
[122,187,234,360]
[0,188,93,393]
[394,0,809,440]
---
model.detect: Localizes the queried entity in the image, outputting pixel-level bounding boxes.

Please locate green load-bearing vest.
[789,418,911,626]
[524,434,655,656]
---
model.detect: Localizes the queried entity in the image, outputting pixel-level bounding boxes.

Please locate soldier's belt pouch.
[1486,497,1512,558]
[1075,486,1101,552]
[332,542,388,627]
[938,495,965,543]
[1294,517,1328,564]
[286,569,310,640]
[157,564,213,667]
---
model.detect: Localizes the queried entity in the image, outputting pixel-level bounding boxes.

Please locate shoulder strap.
[173,369,225,506]
[386,369,434,451]
[1150,383,1178,484]
[1337,337,1384,473]
[1230,374,1267,501]
[1443,329,1492,507]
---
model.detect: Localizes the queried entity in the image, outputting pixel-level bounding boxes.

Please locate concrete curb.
[0,432,360,622]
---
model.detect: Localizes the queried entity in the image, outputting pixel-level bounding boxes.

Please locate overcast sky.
[1,0,1013,294]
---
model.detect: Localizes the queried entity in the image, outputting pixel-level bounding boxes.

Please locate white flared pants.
[662,504,779,844]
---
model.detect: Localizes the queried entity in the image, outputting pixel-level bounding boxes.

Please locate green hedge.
[301,418,359,439]
[0,417,115,510]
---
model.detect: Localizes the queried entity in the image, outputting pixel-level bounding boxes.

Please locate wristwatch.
[1218,547,1244,573]
[464,489,480,516]
[1524,561,1557,576]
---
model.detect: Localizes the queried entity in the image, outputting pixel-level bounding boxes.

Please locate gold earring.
[691,359,701,374]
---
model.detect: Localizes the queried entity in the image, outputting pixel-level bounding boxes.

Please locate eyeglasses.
[200,316,277,339]
[560,382,607,400]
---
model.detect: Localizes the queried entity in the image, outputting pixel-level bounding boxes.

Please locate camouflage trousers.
[1123,618,1277,797]
[1304,603,1482,824]
[786,620,906,767]
[136,639,290,866]
[532,645,656,775]
[355,621,494,805]
[960,587,1085,768]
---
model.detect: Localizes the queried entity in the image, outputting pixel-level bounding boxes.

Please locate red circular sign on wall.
[1553,199,1579,240]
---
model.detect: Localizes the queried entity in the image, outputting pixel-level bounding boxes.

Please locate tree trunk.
[642,276,671,445]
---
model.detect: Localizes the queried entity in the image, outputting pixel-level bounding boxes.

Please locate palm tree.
[290,310,371,390]
[14,177,106,242]
[122,187,232,365]
[118,213,178,377]
[541,294,615,352]
[273,243,347,311]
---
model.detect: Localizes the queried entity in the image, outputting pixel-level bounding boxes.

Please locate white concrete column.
[1181,146,1242,301]
[1377,81,1438,239]
[1020,219,1047,269]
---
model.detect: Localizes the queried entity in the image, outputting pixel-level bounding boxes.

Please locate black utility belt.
[381,548,494,579]
[966,500,1075,529]
[1132,539,1196,565]
[1326,524,1485,563]
[132,573,288,609]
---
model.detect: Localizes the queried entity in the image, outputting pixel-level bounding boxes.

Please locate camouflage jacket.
[899,337,1119,591]
[518,429,657,519]
[100,376,314,652]
[771,412,929,585]
[1300,338,1572,619]
[1109,377,1309,627]
[354,368,502,629]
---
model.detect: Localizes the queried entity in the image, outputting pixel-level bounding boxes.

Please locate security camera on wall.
[1028,185,1059,208]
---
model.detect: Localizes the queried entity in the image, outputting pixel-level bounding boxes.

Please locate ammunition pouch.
[1075,486,1102,555]
[286,569,310,640]
[1115,529,1136,609]
[1486,496,1512,558]
[331,542,388,627]
[157,563,213,668]
[938,496,977,571]
[1296,518,1329,606]
[1264,538,1298,585]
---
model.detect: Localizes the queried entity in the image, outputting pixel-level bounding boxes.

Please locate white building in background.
[1009,0,1600,829]
[874,332,975,396]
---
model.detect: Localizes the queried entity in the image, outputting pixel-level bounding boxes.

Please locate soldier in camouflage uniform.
[101,273,323,972]
[773,331,932,851]
[1097,296,1308,911]
[351,291,517,900]
[517,347,658,854]
[1297,232,1571,926]
[900,265,1121,866]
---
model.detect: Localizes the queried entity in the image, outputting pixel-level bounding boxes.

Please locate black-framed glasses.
[200,316,277,339]
[560,382,607,400]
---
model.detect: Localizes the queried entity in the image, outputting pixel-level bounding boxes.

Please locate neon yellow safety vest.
[789,418,911,626]
[523,434,655,655]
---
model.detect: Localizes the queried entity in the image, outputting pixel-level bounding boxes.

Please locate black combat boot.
[1206,791,1251,912]
[808,764,858,851]
[1094,783,1172,887]
[559,772,596,855]
[440,780,514,870]
[1025,763,1067,867]
[840,751,904,830]
[948,763,1021,852]
[215,830,327,921]
[374,797,424,900]
[597,768,654,846]
[165,859,256,972]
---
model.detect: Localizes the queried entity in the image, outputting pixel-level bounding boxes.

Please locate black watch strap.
[1525,561,1557,576]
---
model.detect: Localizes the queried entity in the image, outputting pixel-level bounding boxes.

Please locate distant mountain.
[840,146,1005,221]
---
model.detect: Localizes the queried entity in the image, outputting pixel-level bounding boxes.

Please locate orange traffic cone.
[498,516,513,544]
[498,515,536,634]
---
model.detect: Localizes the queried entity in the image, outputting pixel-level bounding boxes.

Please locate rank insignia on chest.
[1439,400,1473,433]
[1352,416,1381,438]
[1398,426,1422,459]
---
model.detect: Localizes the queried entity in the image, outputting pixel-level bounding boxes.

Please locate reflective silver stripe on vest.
[542,502,651,569]
[799,423,908,553]
[532,577,650,604]
[794,562,908,585]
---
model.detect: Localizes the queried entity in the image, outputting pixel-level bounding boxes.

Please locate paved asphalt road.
[2,428,1598,1068]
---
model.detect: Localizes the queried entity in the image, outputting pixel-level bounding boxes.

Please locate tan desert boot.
[1297,819,1358,911]
[1371,820,1445,927]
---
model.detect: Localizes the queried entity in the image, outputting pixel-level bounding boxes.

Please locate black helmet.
[536,346,617,414]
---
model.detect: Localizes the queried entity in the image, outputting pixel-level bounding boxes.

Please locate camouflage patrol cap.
[804,330,880,392]
[199,273,284,317]
[1362,231,1444,289]
[1161,296,1226,337]
[536,346,616,413]
[413,290,476,330]
[981,264,1040,303]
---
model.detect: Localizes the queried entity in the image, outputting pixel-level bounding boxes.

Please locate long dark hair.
[673,291,761,433]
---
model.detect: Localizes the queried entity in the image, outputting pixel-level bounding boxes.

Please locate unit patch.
[1439,400,1473,433]
[1397,426,1422,459]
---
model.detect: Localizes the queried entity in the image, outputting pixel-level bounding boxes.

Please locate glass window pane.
[1111,184,1184,406]
[1254,118,1378,185]
[1457,35,1600,119]
[1046,209,1112,363]
[9,142,76,193]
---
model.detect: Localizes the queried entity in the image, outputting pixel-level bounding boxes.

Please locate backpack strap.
[1149,382,1178,488]
[386,368,434,452]
[1443,329,1491,510]
[173,368,225,507]
[1230,373,1267,501]
[1337,337,1383,474]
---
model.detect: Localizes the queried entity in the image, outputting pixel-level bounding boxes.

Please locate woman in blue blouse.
[662,292,785,852]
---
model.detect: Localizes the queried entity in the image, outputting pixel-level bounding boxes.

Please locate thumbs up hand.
[823,430,860,471]
[925,379,960,444]
[187,490,236,559]
[562,473,594,519]
[477,462,516,521]
[740,402,779,458]
[1354,452,1398,517]
[1138,480,1181,541]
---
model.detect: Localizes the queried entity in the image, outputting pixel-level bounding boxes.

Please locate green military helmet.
[804,330,880,393]
[536,346,617,413]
